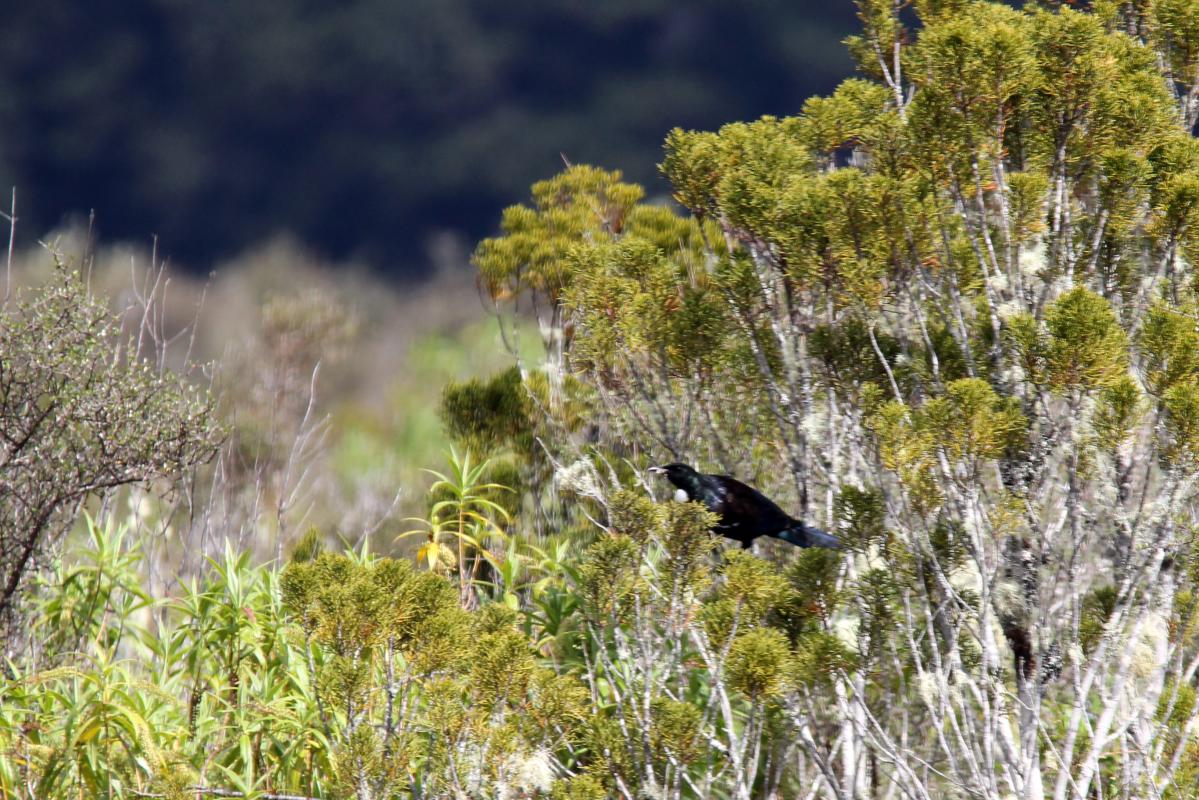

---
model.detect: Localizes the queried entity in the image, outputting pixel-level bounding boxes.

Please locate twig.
[3,186,14,304]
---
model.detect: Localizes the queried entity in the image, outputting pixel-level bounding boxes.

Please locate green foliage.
[551,772,608,800]
[577,535,643,625]
[608,491,719,594]
[1139,302,1199,396]
[20,2,1199,797]
[835,485,890,551]
[401,447,512,606]
[726,628,792,700]
[855,567,900,665]
[474,166,647,302]
[2,520,328,800]
[869,378,1025,512]
[775,548,845,637]
[1,502,809,798]
[1079,585,1119,655]
[440,365,533,455]
[921,378,1027,462]
[719,550,790,624]
[648,698,703,765]
[792,631,858,690]
[2,517,599,800]
[810,319,910,401]
[795,79,893,158]
[1043,287,1129,392]
[459,3,1199,795]
[34,515,154,658]
[1093,376,1144,451]
[566,234,730,379]
[1163,380,1199,465]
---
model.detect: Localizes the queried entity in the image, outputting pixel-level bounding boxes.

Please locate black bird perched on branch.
[648,463,841,550]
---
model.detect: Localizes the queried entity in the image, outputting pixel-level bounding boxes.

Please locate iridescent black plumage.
[648,463,841,550]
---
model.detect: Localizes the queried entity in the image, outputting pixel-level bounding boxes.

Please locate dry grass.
[7,227,530,557]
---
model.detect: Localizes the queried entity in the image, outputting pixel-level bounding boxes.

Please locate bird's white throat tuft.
[674,488,690,503]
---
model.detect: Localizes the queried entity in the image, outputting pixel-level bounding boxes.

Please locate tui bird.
[648,463,841,550]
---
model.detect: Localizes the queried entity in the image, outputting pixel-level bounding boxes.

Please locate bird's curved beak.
[648,465,666,475]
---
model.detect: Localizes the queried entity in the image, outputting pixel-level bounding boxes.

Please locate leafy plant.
[401,447,512,608]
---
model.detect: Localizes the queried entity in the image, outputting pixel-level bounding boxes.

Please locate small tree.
[473,1,1199,797]
[0,262,220,648]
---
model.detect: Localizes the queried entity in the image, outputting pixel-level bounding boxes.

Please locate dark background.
[0,1,858,277]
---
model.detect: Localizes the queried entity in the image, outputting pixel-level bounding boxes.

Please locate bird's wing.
[713,475,793,537]
[692,473,730,514]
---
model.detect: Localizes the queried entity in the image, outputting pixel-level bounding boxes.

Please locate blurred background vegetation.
[0,1,856,274]
[1,1,860,526]
[6,236,537,534]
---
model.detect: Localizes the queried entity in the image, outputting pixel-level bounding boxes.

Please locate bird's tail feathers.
[777,524,841,550]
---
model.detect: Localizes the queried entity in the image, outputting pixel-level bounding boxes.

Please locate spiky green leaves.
[472,166,645,302]
[1028,9,1174,158]
[795,79,893,159]
[281,553,463,665]
[470,625,537,713]
[663,120,902,302]
[923,378,1026,461]
[1149,0,1199,119]
[577,535,643,625]
[648,698,703,765]
[870,378,1025,512]
[550,774,608,800]
[1123,301,1199,466]
[1164,382,1199,465]
[727,628,793,700]
[721,551,791,622]
[440,366,534,457]
[702,551,789,649]
[585,492,720,625]
[1009,288,1129,392]
[281,551,591,797]
[699,550,855,699]
[1140,303,1199,396]
[792,632,858,690]
[907,3,1034,150]
[777,549,846,636]
[565,237,729,379]
[1046,288,1129,390]
[726,626,855,699]
[1094,377,1144,452]
[662,117,812,227]
[835,486,891,552]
